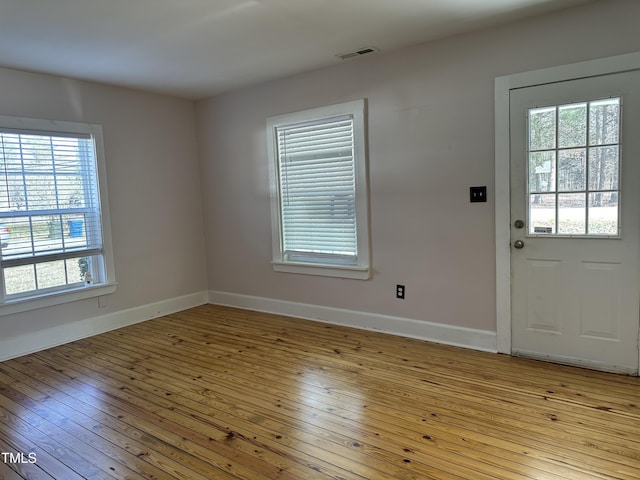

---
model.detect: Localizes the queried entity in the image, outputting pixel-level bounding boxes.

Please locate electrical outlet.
[396,284,405,299]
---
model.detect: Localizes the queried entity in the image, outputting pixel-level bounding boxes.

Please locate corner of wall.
[0,291,209,362]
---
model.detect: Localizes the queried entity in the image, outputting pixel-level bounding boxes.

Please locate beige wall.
[197,0,640,332]
[0,68,207,342]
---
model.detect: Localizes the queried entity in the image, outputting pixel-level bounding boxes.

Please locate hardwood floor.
[1,304,639,479]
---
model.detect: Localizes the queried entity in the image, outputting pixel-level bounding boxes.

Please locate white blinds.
[0,129,103,292]
[276,114,357,265]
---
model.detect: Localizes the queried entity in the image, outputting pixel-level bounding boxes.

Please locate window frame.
[267,99,371,279]
[0,115,116,316]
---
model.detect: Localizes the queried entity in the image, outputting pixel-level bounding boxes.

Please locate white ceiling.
[0,0,596,99]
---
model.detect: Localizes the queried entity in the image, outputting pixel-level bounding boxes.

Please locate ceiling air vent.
[337,47,380,60]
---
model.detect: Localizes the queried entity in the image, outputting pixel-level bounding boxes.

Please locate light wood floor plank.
[131,314,637,455]
[7,355,271,480]
[44,340,454,480]
[0,362,215,480]
[125,312,640,476]
[63,337,484,480]
[155,309,640,418]
[1,304,639,479]
[70,310,640,478]
[91,328,512,480]
[0,459,28,480]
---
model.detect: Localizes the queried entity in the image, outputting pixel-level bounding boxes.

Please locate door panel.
[510,71,640,374]
[525,259,561,333]
[579,262,619,340]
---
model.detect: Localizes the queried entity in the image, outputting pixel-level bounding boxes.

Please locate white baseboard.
[0,291,209,362]
[1,290,497,363]
[208,290,497,353]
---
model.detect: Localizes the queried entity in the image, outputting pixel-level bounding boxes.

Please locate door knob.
[513,240,525,249]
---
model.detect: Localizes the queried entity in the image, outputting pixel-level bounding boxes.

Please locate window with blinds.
[267,100,370,279]
[0,116,114,307]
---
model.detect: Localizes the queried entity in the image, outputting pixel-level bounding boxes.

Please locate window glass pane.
[2,217,28,259]
[529,151,555,193]
[39,215,64,253]
[588,192,618,235]
[9,215,59,257]
[69,257,87,283]
[529,193,556,235]
[64,214,87,246]
[20,135,53,172]
[36,260,68,290]
[558,193,586,235]
[558,149,586,191]
[588,146,619,191]
[0,175,24,212]
[4,264,35,295]
[529,107,556,151]
[558,103,586,148]
[4,256,89,297]
[25,174,57,210]
[589,98,620,146]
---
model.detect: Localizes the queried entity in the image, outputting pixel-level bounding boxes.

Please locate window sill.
[0,282,117,316]
[273,261,370,280]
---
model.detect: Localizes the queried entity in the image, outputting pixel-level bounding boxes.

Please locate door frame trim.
[494,51,640,356]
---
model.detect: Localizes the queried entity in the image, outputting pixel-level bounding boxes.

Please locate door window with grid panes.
[527,98,620,236]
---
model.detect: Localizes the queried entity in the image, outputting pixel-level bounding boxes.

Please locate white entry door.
[510,70,640,374]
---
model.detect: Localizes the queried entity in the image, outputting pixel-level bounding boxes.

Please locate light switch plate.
[470,186,487,203]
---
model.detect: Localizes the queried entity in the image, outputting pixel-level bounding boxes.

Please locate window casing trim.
[0,282,117,316]
[267,99,370,279]
[0,115,116,315]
